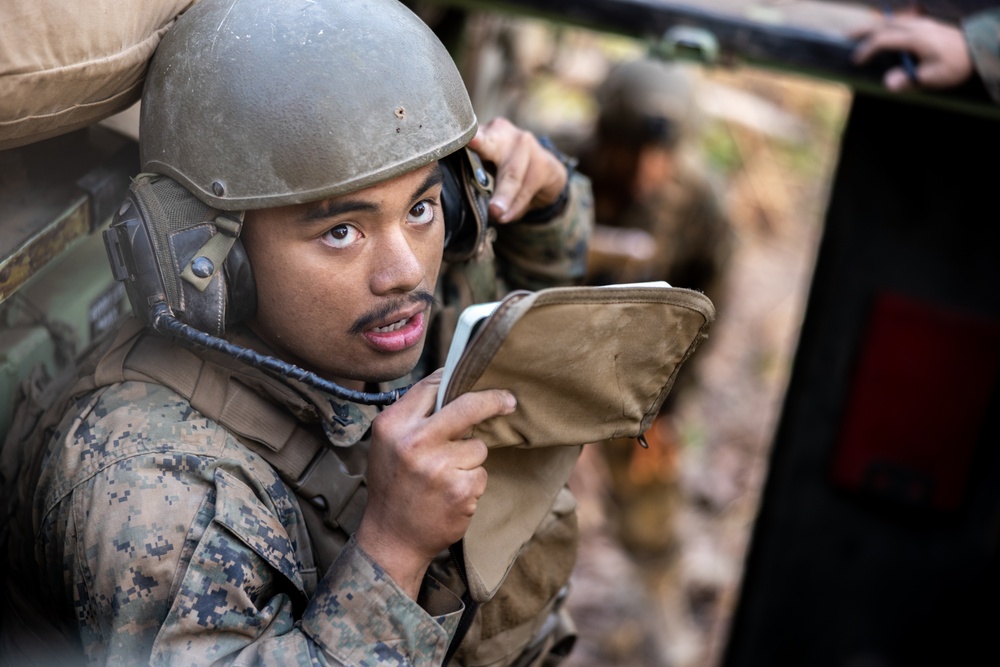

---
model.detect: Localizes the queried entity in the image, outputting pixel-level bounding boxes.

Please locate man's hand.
[853,14,974,92]
[356,370,516,599]
[467,117,569,224]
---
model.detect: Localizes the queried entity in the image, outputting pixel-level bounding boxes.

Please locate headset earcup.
[224,237,256,327]
[104,193,169,329]
[441,152,466,251]
[442,149,492,263]
[105,176,256,337]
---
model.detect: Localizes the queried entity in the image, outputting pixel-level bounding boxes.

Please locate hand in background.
[853,14,974,92]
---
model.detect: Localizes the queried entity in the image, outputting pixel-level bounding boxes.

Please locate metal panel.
[0,126,138,305]
[447,0,1000,117]
[723,91,1000,667]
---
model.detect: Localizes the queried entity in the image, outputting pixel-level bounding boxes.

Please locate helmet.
[596,58,696,148]
[103,0,481,404]
[140,0,477,210]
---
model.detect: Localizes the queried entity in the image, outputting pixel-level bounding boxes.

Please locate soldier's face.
[602,141,676,200]
[241,163,446,389]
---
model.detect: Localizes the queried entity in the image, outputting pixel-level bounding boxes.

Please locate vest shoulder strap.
[94,324,367,549]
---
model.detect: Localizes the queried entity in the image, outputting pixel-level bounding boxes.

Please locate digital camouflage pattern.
[35,380,459,665]
[494,175,594,294]
[964,8,1000,103]
[21,172,592,666]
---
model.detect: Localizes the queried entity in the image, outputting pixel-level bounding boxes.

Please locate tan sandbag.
[0,0,195,150]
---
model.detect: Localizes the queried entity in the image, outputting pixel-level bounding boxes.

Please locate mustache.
[348,291,438,335]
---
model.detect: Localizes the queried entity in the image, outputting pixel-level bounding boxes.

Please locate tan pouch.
[440,283,715,602]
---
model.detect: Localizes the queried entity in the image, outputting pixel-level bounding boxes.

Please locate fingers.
[854,16,973,90]
[884,66,916,91]
[490,133,533,221]
[437,388,517,442]
[467,117,568,223]
[446,442,490,513]
[386,368,441,420]
[852,16,928,64]
[373,374,514,459]
[853,19,919,65]
[357,365,516,596]
[360,385,503,584]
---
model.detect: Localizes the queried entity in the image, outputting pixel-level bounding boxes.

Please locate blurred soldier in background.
[573,58,735,563]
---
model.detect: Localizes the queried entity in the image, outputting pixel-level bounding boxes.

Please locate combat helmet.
[103,0,478,404]
[596,58,697,148]
[140,0,476,210]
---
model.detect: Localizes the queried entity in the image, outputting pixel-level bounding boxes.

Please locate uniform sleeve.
[47,413,463,666]
[963,8,1000,104]
[299,538,463,666]
[686,173,735,305]
[493,171,594,292]
[153,466,464,666]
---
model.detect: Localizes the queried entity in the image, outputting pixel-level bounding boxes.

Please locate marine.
[0,0,592,664]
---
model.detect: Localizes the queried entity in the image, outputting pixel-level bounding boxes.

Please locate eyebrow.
[301,163,445,223]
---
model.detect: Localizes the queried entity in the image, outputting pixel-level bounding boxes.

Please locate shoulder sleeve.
[963,8,1000,104]
[493,172,594,292]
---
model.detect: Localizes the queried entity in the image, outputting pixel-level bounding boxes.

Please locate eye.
[407,199,437,226]
[321,223,362,249]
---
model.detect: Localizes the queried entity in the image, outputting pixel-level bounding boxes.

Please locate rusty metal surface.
[0,126,137,305]
[0,196,90,305]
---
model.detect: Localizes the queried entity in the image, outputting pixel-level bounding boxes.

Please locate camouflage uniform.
[583,150,732,310]
[580,146,732,410]
[964,8,1000,103]
[22,174,591,666]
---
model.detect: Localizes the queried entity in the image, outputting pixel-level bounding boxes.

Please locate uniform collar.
[224,324,381,448]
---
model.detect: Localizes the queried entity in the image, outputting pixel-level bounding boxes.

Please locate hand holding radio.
[357,370,516,598]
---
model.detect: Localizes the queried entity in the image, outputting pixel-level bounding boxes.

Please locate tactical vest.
[1,318,578,667]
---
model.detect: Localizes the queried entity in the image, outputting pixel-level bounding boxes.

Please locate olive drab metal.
[139,0,478,211]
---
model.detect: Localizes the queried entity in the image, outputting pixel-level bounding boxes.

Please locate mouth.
[372,317,413,333]
[363,307,428,353]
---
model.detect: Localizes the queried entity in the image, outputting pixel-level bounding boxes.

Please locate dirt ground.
[555,69,853,667]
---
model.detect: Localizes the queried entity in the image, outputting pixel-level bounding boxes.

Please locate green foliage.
[699,121,743,175]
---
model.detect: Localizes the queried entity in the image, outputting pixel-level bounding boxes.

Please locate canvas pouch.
[439,283,715,602]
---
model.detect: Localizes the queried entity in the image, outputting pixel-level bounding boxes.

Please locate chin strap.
[149,302,409,406]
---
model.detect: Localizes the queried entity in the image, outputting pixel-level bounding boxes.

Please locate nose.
[370,226,425,296]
